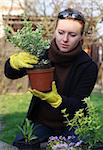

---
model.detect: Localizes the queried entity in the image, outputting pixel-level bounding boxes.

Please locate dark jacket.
[4,50,98,129]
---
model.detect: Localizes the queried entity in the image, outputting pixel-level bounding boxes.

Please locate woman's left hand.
[29,81,62,108]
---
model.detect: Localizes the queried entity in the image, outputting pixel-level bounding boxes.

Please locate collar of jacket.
[48,38,83,64]
[75,50,92,65]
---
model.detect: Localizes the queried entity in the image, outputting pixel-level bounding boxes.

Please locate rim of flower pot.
[26,67,55,73]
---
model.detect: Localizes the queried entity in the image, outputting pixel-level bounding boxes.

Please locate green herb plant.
[61,97,102,149]
[18,118,37,143]
[5,19,51,68]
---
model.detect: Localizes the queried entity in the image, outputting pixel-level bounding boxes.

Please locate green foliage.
[61,97,102,149]
[4,19,51,67]
[18,118,37,143]
[5,20,49,56]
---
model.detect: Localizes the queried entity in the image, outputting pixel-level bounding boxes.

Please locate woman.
[4,8,98,145]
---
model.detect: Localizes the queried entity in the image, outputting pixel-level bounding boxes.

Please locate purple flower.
[48,136,59,142]
[46,135,83,150]
[69,142,75,147]
[75,140,83,147]
[67,136,72,140]
[52,143,69,150]
[59,136,66,141]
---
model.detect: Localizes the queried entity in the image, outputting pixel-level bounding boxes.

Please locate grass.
[90,93,103,142]
[0,92,32,144]
[0,92,103,144]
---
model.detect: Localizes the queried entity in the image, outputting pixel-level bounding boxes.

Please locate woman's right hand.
[10,52,39,70]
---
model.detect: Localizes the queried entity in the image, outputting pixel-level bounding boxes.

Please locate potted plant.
[61,97,103,150]
[15,118,40,150]
[44,97,103,150]
[5,19,55,92]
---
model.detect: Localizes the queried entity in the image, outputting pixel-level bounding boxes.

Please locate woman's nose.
[63,34,68,42]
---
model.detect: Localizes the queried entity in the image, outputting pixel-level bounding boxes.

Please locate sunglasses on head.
[58,8,85,24]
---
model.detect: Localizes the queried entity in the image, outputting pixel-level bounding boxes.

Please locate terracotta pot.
[27,67,55,92]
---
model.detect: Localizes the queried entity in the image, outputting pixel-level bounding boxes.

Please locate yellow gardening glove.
[10,52,39,70]
[29,81,62,108]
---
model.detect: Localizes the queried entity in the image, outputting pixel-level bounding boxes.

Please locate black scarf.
[48,39,82,64]
[48,39,82,93]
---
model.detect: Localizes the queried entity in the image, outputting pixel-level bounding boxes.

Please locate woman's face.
[54,19,83,52]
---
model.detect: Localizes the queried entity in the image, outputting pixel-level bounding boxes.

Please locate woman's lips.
[61,44,69,48]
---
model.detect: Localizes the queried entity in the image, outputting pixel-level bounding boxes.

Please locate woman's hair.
[56,8,85,35]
